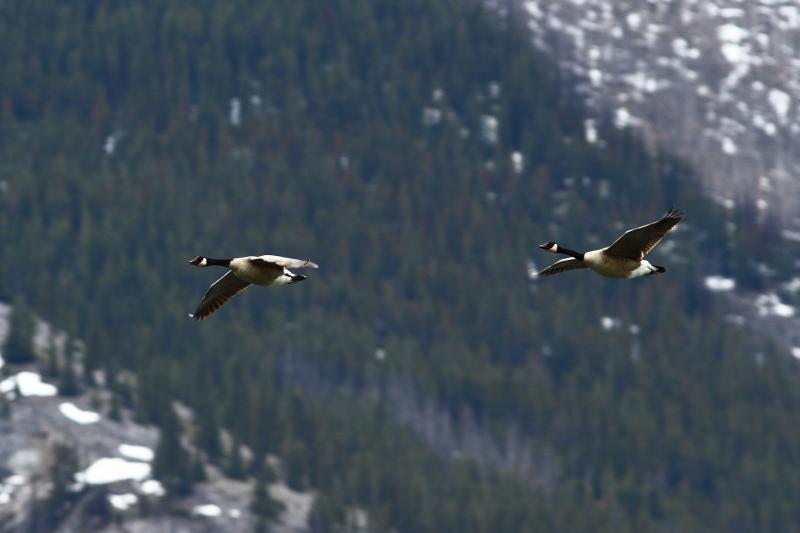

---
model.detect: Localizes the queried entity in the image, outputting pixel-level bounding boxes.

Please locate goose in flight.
[188,254,318,320]
[536,206,684,279]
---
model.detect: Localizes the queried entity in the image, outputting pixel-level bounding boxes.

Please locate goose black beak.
[291,274,307,283]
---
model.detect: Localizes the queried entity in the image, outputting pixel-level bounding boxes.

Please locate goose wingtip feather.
[665,205,685,219]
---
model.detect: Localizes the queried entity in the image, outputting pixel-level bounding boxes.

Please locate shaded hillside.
[2,0,800,531]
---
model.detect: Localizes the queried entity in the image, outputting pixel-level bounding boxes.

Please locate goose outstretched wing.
[190,271,251,320]
[605,206,684,260]
[536,258,588,277]
[250,255,319,269]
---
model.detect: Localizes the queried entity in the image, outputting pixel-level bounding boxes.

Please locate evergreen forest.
[2,0,800,531]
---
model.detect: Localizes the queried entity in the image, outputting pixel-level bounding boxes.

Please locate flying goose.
[536,206,684,279]
[188,254,319,320]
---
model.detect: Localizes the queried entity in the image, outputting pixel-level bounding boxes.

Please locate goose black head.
[538,242,558,252]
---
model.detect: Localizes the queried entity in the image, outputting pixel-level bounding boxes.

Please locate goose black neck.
[206,257,232,267]
[556,246,584,261]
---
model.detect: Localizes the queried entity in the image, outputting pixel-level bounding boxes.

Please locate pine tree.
[190,452,207,483]
[4,301,36,364]
[309,493,342,533]
[58,339,80,397]
[153,404,194,496]
[44,335,59,379]
[0,394,10,420]
[251,466,284,532]
[42,442,80,528]
[284,438,309,491]
[108,389,121,422]
[194,402,222,462]
[225,434,247,480]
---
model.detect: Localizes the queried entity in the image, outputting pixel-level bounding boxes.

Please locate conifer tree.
[108,388,121,422]
[58,338,80,397]
[42,442,80,528]
[0,394,10,420]
[4,301,36,364]
[153,404,194,496]
[251,465,284,532]
[194,402,223,462]
[44,335,59,379]
[191,451,207,483]
[225,434,247,480]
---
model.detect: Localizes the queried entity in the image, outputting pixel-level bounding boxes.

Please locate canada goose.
[536,206,684,279]
[188,254,319,320]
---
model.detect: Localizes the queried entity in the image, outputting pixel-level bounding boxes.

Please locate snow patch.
[103,133,119,156]
[626,13,641,30]
[718,24,749,44]
[705,276,736,292]
[77,458,151,485]
[779,6,800,29]
[600,316,621,330]
[584,119,598,143]
[269,482,314,530]
[511,151,524,173]
[108,493,138,511]
[720,8,745,18]
[755,293,796,318]
[625,71,661,93]
[782,230,800,243]
[229,98,242,127]
[119,444,154,462]
[614,108,640,128]
[481,115,499,144]
[139,479,165,497]
[59,402,101,425]
[524,1,542,19]
[194,504,223,518]
[720,43,748,64]
[422,107,442,126]
[0,475,25,506]
[721,137,737,154]
[712,195,735,210]
[783,277,800,293]
[768,89,791,122]
[0,372,58,397]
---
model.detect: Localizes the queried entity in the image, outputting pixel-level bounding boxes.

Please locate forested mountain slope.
[2,0,800,531]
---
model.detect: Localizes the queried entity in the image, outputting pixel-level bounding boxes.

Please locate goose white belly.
[583,249,643,279]
[229,257,291,286]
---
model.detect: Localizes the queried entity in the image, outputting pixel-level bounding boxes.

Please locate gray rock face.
[519,0,800,229]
